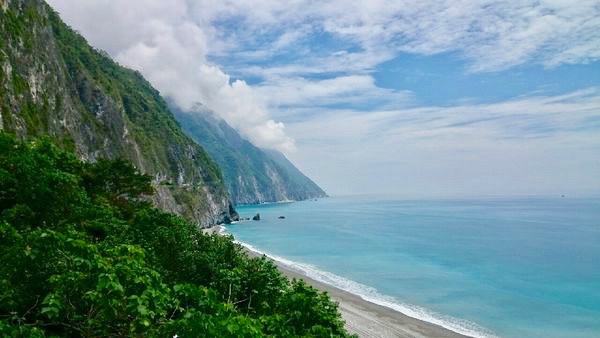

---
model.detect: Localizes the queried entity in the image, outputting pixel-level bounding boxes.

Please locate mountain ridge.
[0,0,236,225]
[172,107,327,205]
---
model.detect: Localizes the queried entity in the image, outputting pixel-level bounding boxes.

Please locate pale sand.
[204,226,470,338]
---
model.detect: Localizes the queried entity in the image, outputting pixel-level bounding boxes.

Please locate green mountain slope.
[173,107,327,204]
[0,0,236,225]
[0,134,351,337]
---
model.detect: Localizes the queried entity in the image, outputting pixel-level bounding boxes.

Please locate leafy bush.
[0,133,352,337]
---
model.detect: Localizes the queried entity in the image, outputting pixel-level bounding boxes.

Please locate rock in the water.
[252,213,261,221]
[278,216,285,219]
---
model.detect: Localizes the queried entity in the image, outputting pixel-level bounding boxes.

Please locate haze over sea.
[227,196,600,338]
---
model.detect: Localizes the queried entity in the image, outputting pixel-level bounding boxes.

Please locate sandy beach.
[205,226,470,338]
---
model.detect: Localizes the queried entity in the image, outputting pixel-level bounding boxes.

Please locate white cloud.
[46,0,600,196]
[47,0,600,151]
[286,88,600,196]
[253,75,412,113]
[47,0,294,152]
[197,0,600,74]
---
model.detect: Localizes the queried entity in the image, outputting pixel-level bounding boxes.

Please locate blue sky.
[50,0,600,197]
[374,54,600,106]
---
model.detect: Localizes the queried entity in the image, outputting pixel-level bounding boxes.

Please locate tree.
[0,134,353,337]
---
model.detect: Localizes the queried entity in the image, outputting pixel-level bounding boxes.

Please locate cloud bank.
[194,0,600,76]
[286,88,600,196]
[47,0,295,152]
[48,0,600,149]
[47,0,600,196]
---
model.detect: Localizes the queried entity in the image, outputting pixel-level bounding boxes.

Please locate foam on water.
[224,226,497,338]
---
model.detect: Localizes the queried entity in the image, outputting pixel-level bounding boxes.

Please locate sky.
[48,0,600,197]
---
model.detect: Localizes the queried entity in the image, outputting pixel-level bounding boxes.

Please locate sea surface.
[226,196,600,338]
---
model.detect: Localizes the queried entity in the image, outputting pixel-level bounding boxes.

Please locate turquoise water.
[227,197,600,338]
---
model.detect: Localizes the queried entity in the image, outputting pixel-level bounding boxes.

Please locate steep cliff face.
[0,0,236,225]
[173,107,327,205]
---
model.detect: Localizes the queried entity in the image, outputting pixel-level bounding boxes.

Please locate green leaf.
[137,305,149,316]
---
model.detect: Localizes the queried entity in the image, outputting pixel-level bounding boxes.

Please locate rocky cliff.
[0,0,236,225]
[173,107,327,205]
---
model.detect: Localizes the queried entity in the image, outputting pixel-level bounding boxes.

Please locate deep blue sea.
[226,196,600,338]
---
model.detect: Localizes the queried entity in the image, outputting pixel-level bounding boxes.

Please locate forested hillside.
[0,134,352,337]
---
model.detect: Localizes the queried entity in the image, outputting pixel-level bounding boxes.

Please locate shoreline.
[267,253,471,338]
[206,226,473,338]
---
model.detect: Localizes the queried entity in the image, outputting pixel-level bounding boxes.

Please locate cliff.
[173,107,327,204]
[0,0,236,225]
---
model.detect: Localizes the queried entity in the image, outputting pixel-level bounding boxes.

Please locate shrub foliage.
[0,134,351,337]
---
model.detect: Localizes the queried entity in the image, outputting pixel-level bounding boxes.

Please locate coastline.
[269,253,471,338]
[205,226,472,338]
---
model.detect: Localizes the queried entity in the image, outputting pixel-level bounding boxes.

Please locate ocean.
[226,196,600,338]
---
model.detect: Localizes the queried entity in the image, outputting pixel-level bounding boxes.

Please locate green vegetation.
[1,0,234,224]
[0,134,350,337]
[174,110,326,204]
[47,7,223,188]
